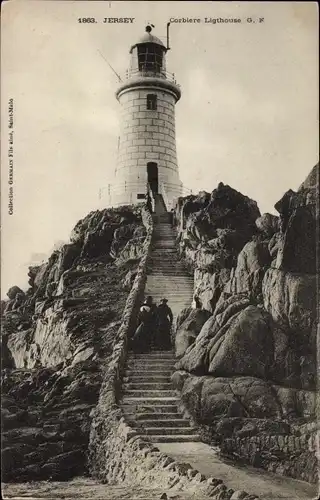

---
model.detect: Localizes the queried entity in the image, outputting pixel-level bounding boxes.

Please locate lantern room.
[128,25,167,76]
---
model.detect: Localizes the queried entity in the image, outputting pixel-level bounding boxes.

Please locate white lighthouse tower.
[110,24,182,211]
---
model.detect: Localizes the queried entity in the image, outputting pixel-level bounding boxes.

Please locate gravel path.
[156,442,318,500]
[2,478,209,500]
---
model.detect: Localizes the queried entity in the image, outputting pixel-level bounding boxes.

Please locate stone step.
[127,361,174,367]
[122,396,178,402]
[127,360,175,366]
[122,403,179,413]
[147,270,189,275]
[124,412,181,420]
[127,360,177,366]
[145,283,194,288]
[153,236,176,240]
[142,426,196,436]
[126,362,174,369]
[148,270,191,274]
[142,348,174,356]
[152,233,176,236]
[147,267,189,271]
[145,281,193,286]
[147,275,193,280]
[154,224,174,228]
[153,233,175,236]
[153,236,175,240]
[124,369,173,376]
[149,253,179,257]
[123,382,173,390]
[123,375,171,383]
[148,265,184,269]
[150,247,177,251]
[130,419,191,428]
[124,370,172,376]
[146,294,193,298]
[126,365,175,372]
[144,292,193,297]
[130,353,175,358]
[146,276,191,280]
[147,266,188,271]
[123,389,177,397]
[148,264,186,268]
[127,359,175,365]
[153,244,176,249]
[145,291,193,295]
[152,435,201,443]
[152,235,176,239]
[149,255,180,260]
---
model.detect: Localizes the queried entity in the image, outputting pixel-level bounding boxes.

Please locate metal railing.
[98,180,193,207]
[146,182,155,212]
[124,68,178,85]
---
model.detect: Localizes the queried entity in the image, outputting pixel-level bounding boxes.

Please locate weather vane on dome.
[145,23,155,33]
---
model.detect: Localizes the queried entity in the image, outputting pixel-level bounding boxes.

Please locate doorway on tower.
[147,162,158,195]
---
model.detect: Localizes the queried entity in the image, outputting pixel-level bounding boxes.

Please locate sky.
[1,1,318,296]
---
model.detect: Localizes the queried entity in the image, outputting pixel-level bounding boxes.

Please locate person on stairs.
[131,296,157,352]
[155,298,173,350]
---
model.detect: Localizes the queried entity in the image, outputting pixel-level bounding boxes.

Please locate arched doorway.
[147,162,158,195]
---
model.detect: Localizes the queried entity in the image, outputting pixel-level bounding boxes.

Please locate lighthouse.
[110,24,182,211]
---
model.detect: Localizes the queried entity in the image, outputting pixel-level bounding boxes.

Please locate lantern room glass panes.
[137,43,163,73]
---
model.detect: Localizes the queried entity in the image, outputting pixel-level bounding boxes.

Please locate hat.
[160,298,168,303]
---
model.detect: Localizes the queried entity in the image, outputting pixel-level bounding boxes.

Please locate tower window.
[147,94,157,110]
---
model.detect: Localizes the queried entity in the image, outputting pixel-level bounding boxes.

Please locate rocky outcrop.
[175,309,211,358]
[172,166,318,483]
[88,214,258,499]
[3,206,149,370]
[1,204,152,482]
[176,183,261,313]
[2,362,102,481]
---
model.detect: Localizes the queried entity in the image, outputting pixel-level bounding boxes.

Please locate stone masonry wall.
[89,207,259,500]
[221,428,319,484]
[113,88,181,207]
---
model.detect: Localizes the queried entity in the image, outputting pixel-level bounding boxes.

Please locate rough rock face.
[1,204,150,482]
[175,183,261,313]
[175,309,211,358]
[173,166,318,483]
[2,361,102,481]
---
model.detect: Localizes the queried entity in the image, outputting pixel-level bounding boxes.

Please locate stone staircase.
[146,212,194,318]
[121,206,197,443]
[122,351,200,443]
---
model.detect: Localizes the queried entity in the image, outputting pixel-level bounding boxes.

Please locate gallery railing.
[124,68,179,85]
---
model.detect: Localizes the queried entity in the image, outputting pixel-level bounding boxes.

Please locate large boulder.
[274,166,318,274]
[175,309,211,358]
[208,305,274,378]
[7,286,25,300]
[225,240,271,298]
[194,268,231,313]
[262,269,317,338]
[202,183,260,237]
[178,183,260,260]
[255,213,279,238]
[176,293,252,373]
[173,372,282,422]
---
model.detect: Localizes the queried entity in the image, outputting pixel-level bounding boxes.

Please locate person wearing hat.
[131,296,157,352]
[155,298,173,350]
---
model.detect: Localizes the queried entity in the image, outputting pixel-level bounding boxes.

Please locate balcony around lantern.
[124,67,179,85]
[116,68,181,102]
